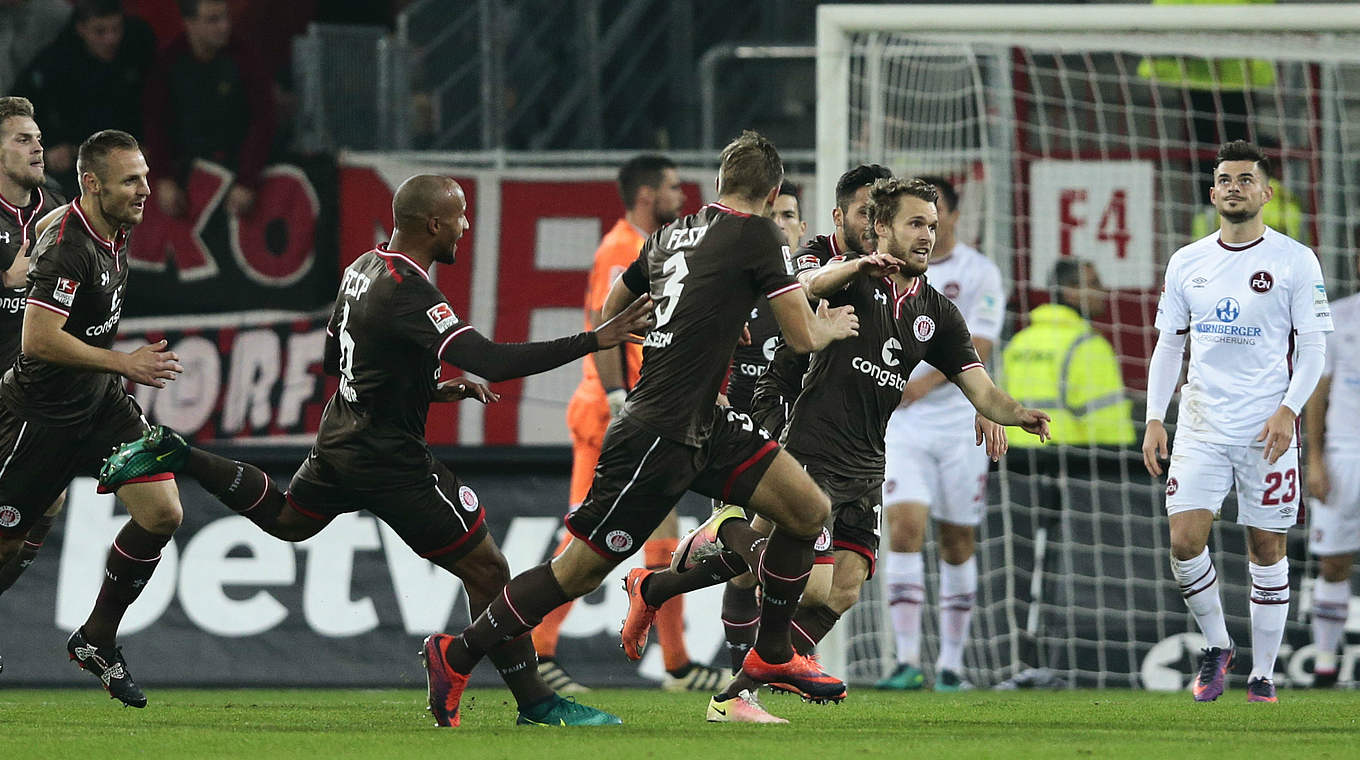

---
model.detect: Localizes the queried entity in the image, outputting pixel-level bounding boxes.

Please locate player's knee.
[786,493,830,539]
[1168,538,1202,562]
[138,502,183,535]
[827,582,862,616]
[1320,555,1353,583]
[729,571,757,589]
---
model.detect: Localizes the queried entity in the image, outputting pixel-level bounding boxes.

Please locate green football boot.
[934,669,975,692]
[99,425,190,490]
[874,662,926,690]
[516,695,622,726]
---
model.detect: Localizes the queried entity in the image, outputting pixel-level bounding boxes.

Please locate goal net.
[816,4,1360,689]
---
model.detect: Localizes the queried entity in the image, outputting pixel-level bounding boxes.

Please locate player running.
[414,131,859,727]
[878,176,1005,692]
[626,177,1049,722]
[1143,140,1332,703]
[100,174,650,726]
[0,97,67,622]
[0,130,186,707]
[617,164,890,722]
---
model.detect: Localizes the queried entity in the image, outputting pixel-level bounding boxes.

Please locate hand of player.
[594,294,653,348]
[3,238,30,288]
[434,377,500,404]
[1015,407,1051,443]
[122,340,183,388]
[155,179,187,218]
[856,252,900,277]
[1256,406,1297,464]
[816,298,858,340]
[1142,419,1169,477]
[975,413,1008,461]
[226,184,256,217]
[715,392,730,408]
[1306,455,1331,501]
[738,323,752,346]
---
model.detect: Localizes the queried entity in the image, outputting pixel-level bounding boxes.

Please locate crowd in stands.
[1,0,406,202]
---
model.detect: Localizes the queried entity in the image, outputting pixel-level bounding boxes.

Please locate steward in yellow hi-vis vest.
[1002,261,1135,447]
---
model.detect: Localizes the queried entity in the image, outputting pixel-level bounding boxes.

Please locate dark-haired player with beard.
[0,130,185,706]
[403,131,859,727]
[103,173,651,726]
[628,178,1049,722]
[0,97,67,627]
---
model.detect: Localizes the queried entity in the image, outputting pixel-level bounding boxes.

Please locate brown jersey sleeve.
[742,217,800,300]
[923,295,983,378]
[26,236,91,319]
[388,277,474,357]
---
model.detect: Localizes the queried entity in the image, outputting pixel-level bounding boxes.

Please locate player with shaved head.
[102,173,653,726]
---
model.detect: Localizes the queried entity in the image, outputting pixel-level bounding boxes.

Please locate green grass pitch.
[4,687,1358,759]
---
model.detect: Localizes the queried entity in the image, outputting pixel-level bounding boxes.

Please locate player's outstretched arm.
[953,366,1050,442]
[438,295,652,383]
[1305,373,1331,501]
[975,412,1008,461]
[800,253,899,300]
[1141,328,1186,476]
[433,377,501,404]
[768,290,858,353]
[22,306,182,387]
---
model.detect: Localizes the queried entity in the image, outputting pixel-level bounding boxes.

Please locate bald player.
[101,174,653,726]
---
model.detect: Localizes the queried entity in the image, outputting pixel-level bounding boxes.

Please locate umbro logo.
[1191,277,1208,288]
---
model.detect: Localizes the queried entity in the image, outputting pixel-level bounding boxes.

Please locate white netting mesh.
[824,26,1360,689]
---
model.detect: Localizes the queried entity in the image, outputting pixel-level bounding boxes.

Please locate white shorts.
[884,417,990,526]
[1164,438,1300,531]
[1308,450,1360,556]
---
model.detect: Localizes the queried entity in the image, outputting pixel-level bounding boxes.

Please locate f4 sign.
[1030,160,1154,289]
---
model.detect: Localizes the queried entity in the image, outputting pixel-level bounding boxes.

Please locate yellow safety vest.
[1002,304,1135,447]
[1137,0,1275,90]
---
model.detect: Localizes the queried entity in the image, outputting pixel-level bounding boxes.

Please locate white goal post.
[816,4,1360,688]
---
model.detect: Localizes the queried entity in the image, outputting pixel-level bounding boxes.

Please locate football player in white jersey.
[879,176,1006,691]
[1143,140,1333,703]
[1303,250,1360,688]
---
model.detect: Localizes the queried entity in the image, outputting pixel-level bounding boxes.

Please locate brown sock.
[792,604,842,655]
[0,514,55,594]
[721,582,759,672]
[641,552,747,607]
[486,634,553,708]
[187,448,285,531]
[752,528,813,663]
[718,520,770,571]
[445,563,570,674]
[83,521,172,647]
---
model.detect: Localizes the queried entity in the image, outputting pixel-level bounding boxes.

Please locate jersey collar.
[704,202,751,218]
[69,197,127,262]
[0,187,44,245]
[882,273,922,319]
[375,243,433,282]
[1216,233,1266,252]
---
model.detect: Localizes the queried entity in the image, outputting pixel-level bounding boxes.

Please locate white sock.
[1248,558,1290,681]
[1311,577,1350,674]
[936,556,977,674]
[1170,548,1232,649]
[884,551,925,666]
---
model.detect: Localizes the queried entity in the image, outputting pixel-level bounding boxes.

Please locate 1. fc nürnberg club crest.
[1250,270,1274,293]
[1166,478,1179,496]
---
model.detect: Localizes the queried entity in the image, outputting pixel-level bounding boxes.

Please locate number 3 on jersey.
[653,251,689,329]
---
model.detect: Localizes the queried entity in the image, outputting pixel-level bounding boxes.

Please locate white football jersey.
[891,242,1005,432]
[1323,292,1360,452]
[1155,228,1333,445]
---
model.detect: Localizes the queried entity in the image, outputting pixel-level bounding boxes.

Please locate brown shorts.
[803,462,883,578]
[567,406,780,561]
[0,388,166,538]
[288,455,488,562]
